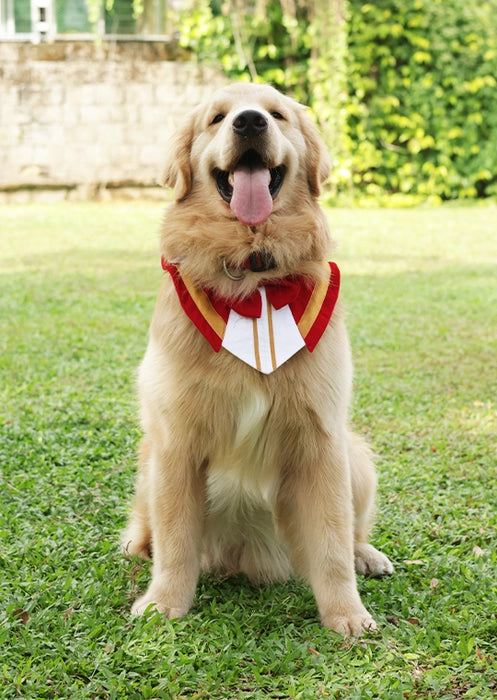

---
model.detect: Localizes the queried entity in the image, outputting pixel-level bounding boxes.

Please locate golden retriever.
[122,82,393,636]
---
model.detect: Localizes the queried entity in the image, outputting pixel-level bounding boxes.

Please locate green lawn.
[1,201,496,699]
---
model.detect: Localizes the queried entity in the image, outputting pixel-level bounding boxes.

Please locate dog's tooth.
[228,172,234,187]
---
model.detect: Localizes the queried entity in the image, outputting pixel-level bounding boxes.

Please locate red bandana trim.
[161,257,340,354]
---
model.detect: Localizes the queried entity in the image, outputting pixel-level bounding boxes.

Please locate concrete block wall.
[0,41,227,200]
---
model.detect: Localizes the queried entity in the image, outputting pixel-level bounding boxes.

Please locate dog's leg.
[130,445,206,619]
[276,433,377,637]
[349,433,394,577]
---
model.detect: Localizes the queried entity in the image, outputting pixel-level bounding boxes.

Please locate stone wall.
[0,41,227,201]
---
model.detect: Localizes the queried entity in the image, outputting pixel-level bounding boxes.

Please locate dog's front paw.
[322,608,378,637]
[131,589,189,619]
[354,542,394,578]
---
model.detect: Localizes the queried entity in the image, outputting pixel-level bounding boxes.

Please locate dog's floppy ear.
[298,108,331,197]
[162,107,199,201]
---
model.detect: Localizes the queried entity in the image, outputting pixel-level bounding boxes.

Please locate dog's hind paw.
[354,542,394,578]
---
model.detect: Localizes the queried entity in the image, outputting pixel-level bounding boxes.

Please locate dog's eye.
[271,111,285,120]
[211,114,225,125]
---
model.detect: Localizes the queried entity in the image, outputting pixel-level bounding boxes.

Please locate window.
[15,0,32,33]
[56,0,92,34]
[0,0,169,39]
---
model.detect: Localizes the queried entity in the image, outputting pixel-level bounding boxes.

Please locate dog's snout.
[232,110,268,138]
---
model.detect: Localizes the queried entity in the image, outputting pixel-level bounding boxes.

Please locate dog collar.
[240,251,277,272]
[162,258,340,374]
[222,252,277,280]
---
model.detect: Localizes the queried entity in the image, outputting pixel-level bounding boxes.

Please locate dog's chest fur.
[202,390,291,582]
[206,390,276,514]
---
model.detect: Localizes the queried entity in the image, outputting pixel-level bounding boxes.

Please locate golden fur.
[122,83,392,636]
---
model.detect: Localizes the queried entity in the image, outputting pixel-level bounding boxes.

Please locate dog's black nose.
[232,110,268,138]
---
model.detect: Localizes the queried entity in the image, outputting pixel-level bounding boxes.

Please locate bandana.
[162,258,340,374]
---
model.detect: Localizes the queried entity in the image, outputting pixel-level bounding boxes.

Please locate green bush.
[178,0,497,200]
[178,0,313,103]
[345,0,497,199]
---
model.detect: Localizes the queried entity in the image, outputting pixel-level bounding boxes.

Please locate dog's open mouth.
[213,150,286,226]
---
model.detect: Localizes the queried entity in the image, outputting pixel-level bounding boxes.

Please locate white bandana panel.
[221,287,306,374]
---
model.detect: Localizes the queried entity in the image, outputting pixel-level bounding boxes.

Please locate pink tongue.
[230,166,273,226]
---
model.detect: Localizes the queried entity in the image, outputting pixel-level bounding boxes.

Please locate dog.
[122,82,393,636]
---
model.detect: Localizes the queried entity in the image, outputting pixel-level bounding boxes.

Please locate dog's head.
[163,82,331,227]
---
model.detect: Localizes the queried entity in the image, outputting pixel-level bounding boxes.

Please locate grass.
[1,201,496,698]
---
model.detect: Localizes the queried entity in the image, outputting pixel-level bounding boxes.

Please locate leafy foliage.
[177,0,497,200]
[178,1,314,102]
[344,0,497,200]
